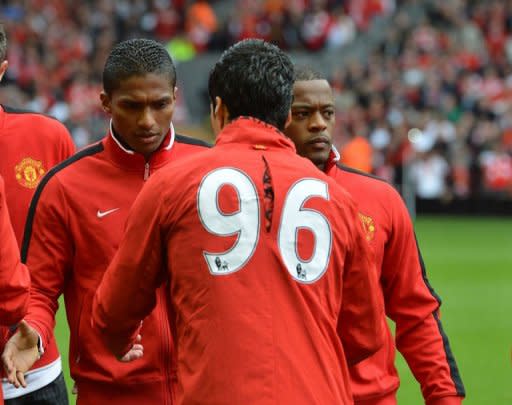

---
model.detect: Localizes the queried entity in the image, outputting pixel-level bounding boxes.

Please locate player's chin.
[135,138,162,155]
[305,148,330,165]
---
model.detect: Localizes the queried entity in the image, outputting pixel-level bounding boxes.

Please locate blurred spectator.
[340,132,374,173]
[409,148,451,200]
[326,7,356,49]
[185,0,217,51]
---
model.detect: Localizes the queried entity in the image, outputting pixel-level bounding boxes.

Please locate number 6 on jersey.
[197,167,332,283]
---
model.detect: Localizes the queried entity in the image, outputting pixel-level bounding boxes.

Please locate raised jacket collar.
[324,145,341,175]
[215,117,297,153]
[102,121,175,172]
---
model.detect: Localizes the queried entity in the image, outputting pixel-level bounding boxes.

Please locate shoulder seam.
[175,134,211,148]
[335,163,388,183]
[20,143,104,261]
[2,105,61,122]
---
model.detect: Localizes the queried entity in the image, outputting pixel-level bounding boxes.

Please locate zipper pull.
[144,162,150,180]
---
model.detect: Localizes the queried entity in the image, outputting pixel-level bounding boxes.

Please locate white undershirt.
[2,356,62,399]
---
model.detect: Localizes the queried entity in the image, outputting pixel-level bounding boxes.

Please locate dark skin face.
[100,73,176,160]
[285,79,335,170]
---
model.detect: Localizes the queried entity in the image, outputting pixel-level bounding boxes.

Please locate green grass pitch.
[53,215,512,404]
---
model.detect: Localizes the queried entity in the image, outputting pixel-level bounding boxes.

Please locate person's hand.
[1,320,40,388]
[119,334,143,362]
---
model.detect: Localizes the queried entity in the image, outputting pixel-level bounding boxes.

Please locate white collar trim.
[108,120,175,154]
[331,145,340,162]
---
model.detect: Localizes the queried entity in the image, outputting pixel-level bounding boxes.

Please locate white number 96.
[197,168,332,283]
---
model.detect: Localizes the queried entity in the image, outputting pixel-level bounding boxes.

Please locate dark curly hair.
[208,39,295,131]
[103,38,176,95]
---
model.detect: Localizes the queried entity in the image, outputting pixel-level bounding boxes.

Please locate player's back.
[156,118,375,404]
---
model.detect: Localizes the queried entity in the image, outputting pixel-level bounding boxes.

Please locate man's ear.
[213,96,222,119]
[100,91,111,114]
[214,96,230,129]
[0,60,8,81]
[284,110,292,129]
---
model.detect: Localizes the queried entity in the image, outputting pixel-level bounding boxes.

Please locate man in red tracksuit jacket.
[0,174,30,404]
[2,39,209,405]
[284,66,465,405]
[92,39,384,405]
[0,23,75,405]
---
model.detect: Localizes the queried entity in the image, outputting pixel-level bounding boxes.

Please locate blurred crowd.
[0,0,392,146]
[331,0,512,205]
[1,0,512,203]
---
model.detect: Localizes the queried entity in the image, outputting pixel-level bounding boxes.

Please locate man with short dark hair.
[284,65,465,405]
[92,39,384,405]
[2,38,210,405]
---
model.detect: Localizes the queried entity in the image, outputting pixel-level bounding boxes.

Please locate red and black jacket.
[22,126,210,405]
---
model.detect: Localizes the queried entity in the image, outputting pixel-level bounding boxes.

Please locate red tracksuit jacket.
[93,118,384,405]
[21,126,209,405]
[0,174,30,331]
[324,152,465,405]
[0,174,30,405]
[0,105,75,391]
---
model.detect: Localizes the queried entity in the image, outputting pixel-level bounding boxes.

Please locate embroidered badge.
[358,212,375,242]
[15,157,46,189]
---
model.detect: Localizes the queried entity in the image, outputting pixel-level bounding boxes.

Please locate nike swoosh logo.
[97,208,120,218]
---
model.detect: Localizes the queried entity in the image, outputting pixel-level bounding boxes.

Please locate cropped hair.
[294,65,326,82]
[208,39,294,131]
[103,38,176,94]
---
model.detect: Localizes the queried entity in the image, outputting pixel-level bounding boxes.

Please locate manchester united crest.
[358,212,376,242]
[15,157,46,189]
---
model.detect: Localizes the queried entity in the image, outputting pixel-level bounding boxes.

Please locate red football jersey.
[324,152,464,405]
[0,105,75,388]
[0,105,75,246]
[94,118,384,405]
[21,127,210,404]
[0,174,29,325]
[0,174,30,404]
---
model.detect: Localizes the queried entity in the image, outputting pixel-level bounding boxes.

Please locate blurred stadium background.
[1,0,511,404]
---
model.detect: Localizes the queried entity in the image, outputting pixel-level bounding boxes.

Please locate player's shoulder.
[174,133,212,151]
[2,105,66,127]
[2,105,70,138]
[333,163,402,199]
[152,142,213,184]
[165,133,212,173]
[37,142,103,189]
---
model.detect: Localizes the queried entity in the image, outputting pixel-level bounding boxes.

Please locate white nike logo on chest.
[97,208,120,218]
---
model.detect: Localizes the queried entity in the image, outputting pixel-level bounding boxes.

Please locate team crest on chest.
[15,157,46,189]
[358,212,375,242]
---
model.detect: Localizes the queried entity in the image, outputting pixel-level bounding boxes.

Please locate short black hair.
[294,65,326,82]
[103,38,176,95]
[0,24,7,61]
[208,39,294,131]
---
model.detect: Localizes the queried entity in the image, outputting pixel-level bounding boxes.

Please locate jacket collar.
[324,145,340,175]
[102,120,175,171]
[215,117,297,153]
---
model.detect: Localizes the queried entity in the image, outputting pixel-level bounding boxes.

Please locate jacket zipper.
[144,162,150,180]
